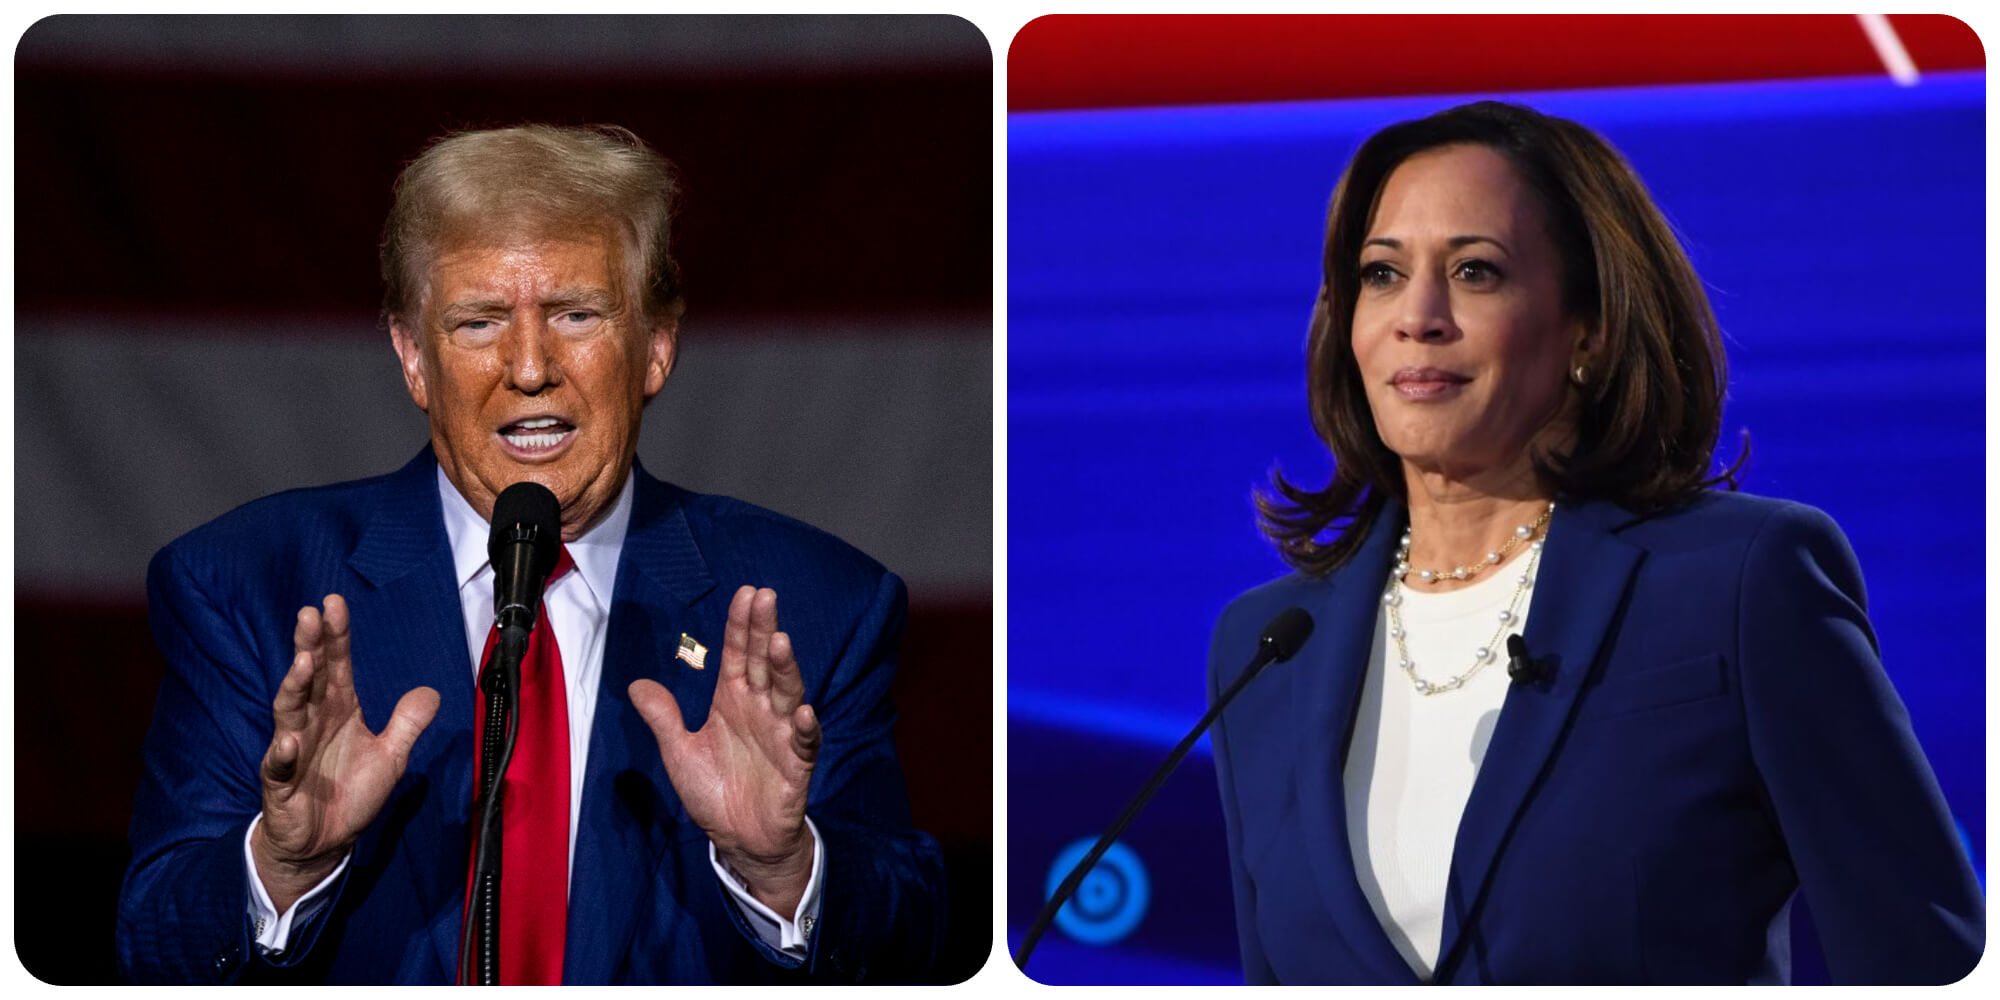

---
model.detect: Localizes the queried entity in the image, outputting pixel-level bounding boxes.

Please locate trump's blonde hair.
[379,123,685,327]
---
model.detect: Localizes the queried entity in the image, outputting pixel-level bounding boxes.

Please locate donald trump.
[117,123,945,984]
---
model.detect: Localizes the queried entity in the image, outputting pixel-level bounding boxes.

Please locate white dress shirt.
[243,466,823,960]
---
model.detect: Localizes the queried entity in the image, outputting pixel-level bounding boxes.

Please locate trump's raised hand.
[252,594,440,912]
[630,586,819,916]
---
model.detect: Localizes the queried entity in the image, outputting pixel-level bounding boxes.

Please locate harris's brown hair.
[1258,101,1739,577]
[379,123,685,329]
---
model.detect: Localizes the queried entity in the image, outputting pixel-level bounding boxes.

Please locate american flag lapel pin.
[676,633,708,670]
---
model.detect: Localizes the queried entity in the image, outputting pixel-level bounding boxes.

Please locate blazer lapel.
[563,467,719,984]
[343,450,478,982]
[1291,507,1424,983]
[1435,498,1644,981]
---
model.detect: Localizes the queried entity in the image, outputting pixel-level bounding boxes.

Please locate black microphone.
[1013,607,1314,971]
[481,482,562,699]
[1505,633,1547,684]
[489,482,563,637]
[463,481,561,986]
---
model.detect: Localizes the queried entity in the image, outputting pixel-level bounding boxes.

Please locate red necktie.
[463,545,574,984]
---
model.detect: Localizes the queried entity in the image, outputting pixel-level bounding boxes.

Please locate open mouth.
[500,416,575,453]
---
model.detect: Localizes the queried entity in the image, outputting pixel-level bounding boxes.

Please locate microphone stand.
[460,624,528,985]
[1013,628,1299,971]
[462,483,561,985]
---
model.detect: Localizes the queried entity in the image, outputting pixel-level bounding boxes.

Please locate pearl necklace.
[1382,503,1554,696]
[1394,501,1555,585]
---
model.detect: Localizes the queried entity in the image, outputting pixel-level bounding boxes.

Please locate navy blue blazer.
[1209,492,1981,984]
[118,450,946,984]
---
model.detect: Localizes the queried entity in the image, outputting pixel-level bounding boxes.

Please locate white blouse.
[1343,553,1539,979]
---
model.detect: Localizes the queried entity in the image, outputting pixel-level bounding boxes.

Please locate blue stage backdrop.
[1007,72,1984,984]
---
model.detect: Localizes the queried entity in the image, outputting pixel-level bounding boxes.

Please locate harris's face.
[1350,144,1589,481]
[390,231,675,538]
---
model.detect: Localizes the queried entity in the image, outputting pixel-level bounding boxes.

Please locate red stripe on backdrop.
[1890,14,1988,70]
[1008,14,1983,112]
[14,70,990,319]
[12,307,993,343]
[894,600,994,843]
[14,598,168,835]
[15,597,991,846]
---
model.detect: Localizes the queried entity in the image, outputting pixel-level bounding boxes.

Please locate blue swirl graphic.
[1045,838,1151,944]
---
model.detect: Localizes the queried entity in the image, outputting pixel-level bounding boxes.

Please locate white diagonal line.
[1857,13,1920,86]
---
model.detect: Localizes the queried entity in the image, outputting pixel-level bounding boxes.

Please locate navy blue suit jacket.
[1209,492,1981,984]
[118,450,946,983]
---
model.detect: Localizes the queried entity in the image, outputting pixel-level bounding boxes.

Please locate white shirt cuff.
[243,813,349,956]
[708,815,825,958]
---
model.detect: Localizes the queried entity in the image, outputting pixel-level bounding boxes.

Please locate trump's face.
[390,229,675,538]
[1350,143,1591,484]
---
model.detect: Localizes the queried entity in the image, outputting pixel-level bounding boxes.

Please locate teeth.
[503,416,569,450]
[505,428,570,450]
